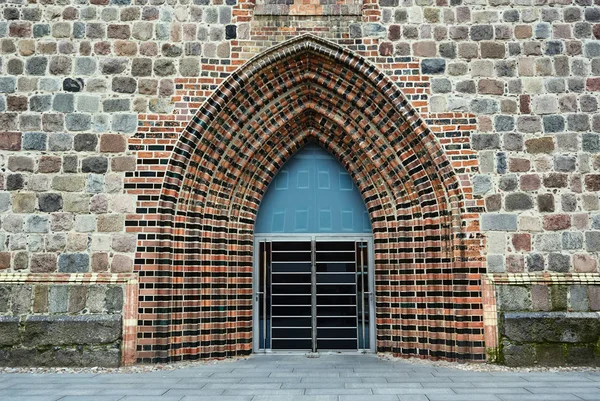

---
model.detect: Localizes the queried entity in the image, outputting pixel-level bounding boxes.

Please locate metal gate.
[253,236,375,352]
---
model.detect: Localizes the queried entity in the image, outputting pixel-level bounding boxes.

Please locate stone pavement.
[1,354,600,401]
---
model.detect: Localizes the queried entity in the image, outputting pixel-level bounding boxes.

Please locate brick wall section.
[0,0,597,364]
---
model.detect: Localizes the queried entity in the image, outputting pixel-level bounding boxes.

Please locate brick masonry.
[0,0,597,365]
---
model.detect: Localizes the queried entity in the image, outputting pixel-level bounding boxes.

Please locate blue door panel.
[256,143,372,234]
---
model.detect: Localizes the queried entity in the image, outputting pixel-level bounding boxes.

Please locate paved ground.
[1,354,600,401]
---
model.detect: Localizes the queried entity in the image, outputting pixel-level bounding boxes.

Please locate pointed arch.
[143,34,484,363]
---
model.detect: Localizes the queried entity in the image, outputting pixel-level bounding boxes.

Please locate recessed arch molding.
[143,34,485,363]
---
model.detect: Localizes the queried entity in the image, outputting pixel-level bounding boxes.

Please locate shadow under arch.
[147,34,485,364]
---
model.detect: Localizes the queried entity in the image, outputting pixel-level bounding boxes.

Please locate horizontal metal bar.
[316,338,358,340]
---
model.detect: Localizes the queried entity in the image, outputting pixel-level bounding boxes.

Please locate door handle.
[255,292,264,302]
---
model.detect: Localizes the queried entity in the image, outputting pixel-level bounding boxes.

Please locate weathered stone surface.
[30,253,56,273]
[497,285,532,311]
[481,214,518,231]
[110,254,133,273]
[503,312,600,343]
[0,317,20,347]
[82,157,108,174]
[23,315,121,346]
[38,193,63,213]
[505,193,534,211]
[502,342,537,367]
[12,193,35,213]
[58,253,89,273]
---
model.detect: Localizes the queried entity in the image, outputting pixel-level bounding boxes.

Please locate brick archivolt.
[149,35,484,363]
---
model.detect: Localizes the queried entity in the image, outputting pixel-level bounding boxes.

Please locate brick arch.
[146,35,484,363]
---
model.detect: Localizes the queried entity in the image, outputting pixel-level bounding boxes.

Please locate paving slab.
[0,354,598,400]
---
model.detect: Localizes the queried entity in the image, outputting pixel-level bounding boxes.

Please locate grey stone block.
[527,253,545,272]
[82,157,108,174]
[0,316,19,346]
[22,132,47,151]
[65,114,92,132]
[495,115,514,132]
[75,57,97,75]
[502,342,536,367]
[106,286,124,313]
[76,95,100,114]
[543,115,565,133]
[52,93,74,113]
[585,231,600,252]
[470,98,499,114]
[58,253,90,273]
[505,193,533,211]
[472,134,500,150]
[23,314,121,346]
[82,347,121,368]
[0,77,16,93]
[563,232,584,249]
[472,175,492,195]
[487,254,505,272]
[111,114,137,133]
[48,133,73,152]
[421,59,446,74]
[30,95,52,112]
[103,99,130,113]
[38,193,63,213]
[535,233,562,252]
[554,155,576,172]
[74,133,98,152]
[25,215,49,233]
[548,253,570,272]
[481,214,518,231]
[48,285,68,313]
[470,24,493,40]
[11,285,32,315]
[497,285,532,311]
[503,133,523,151]
[502,312,600,343]
[25,57,48,75]
[569,285,589,311]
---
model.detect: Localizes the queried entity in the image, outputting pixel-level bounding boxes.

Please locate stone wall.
[0,0,599,364]
[483,274,600,366]
[0,282,124,367]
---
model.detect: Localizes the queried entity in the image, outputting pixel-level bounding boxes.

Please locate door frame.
[252,233,376,353]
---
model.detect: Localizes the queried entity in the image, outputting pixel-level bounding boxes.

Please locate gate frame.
[253,234,376,353]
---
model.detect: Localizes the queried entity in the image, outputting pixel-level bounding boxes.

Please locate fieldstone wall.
[0,282,123,367]
[0,0,598,364]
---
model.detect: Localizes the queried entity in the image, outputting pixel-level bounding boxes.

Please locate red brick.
[111,254,133,273]
[100,134,127,153]
[542,214,571,231]
[506,255,524,272]
[379,42,393,56]
[532,285,551,312]
[9,22,31,38]
[388,25,401,41]
[0,132,21,151]
[587,77,600,91]
[520,174,541,191]
[30,254,57,273]
[589,286,600,310]
[91,253,109,272]
[509,158,530,172]
[0,253,10,270]
[573,254,598,273]
[585,174,600,191]
[512,233,531,252]
[38,156,62,173]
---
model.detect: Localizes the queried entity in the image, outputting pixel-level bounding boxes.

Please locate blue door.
[255,143,372,234]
